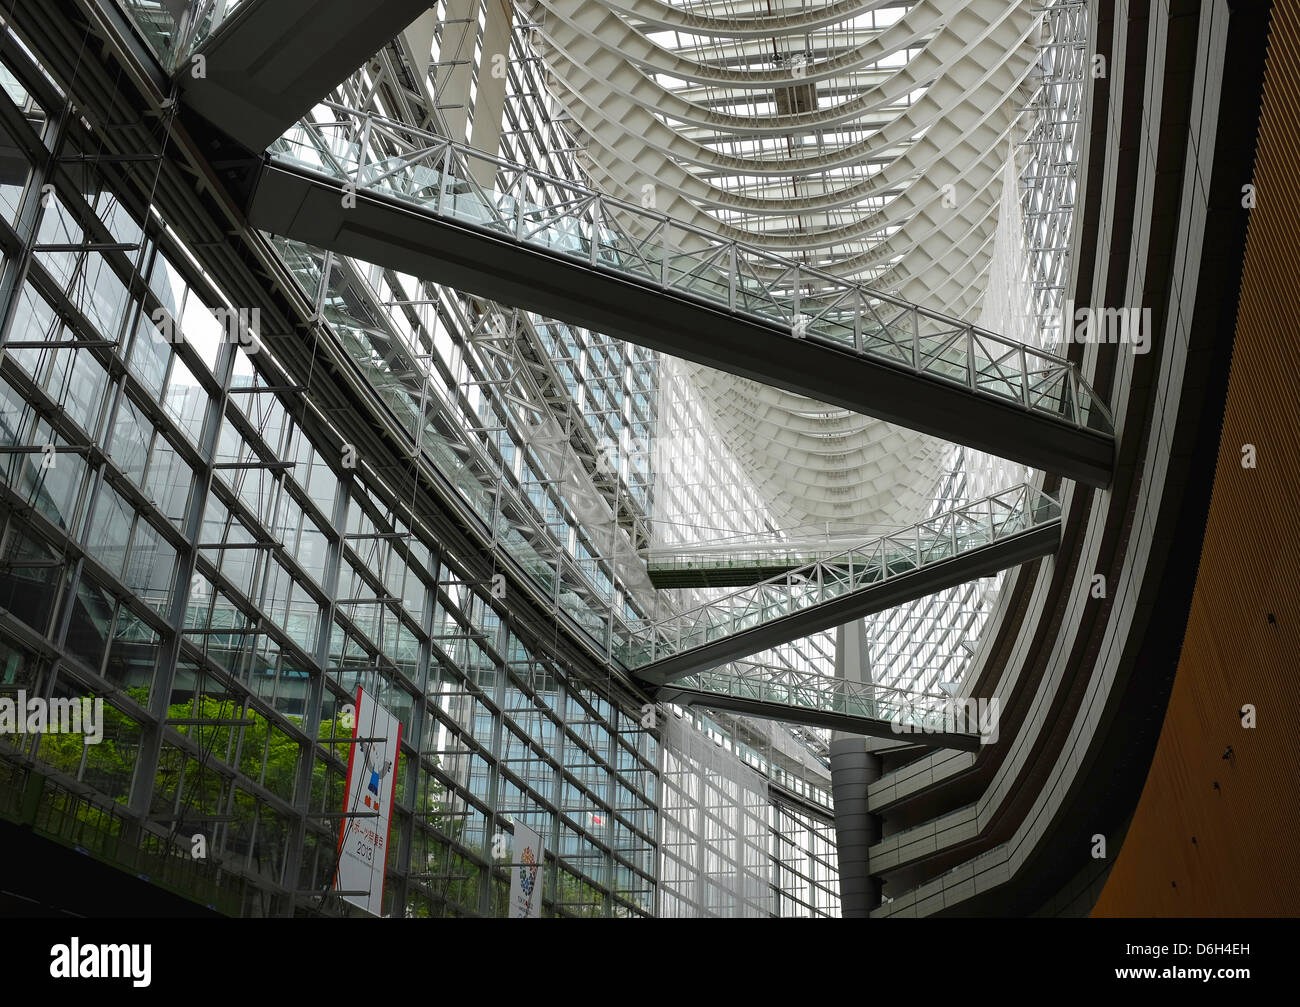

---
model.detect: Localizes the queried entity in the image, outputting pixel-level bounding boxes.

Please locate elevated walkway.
[625,484,1061,685]
[242,107,1115,486]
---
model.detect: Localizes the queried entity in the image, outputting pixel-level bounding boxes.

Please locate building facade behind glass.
[0,4,839,917]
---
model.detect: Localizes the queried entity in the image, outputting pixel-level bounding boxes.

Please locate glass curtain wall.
[0,33,657,918]
[0,1,846,918]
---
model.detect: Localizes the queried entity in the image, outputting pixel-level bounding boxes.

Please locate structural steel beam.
[654,654,984,751]
[654,682,983,752]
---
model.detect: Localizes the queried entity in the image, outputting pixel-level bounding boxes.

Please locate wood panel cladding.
[1092,0,1300,917]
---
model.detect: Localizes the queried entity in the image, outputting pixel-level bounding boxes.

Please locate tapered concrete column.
[402,10,439,95]
[468,0,514,189]
[830,619,882,917]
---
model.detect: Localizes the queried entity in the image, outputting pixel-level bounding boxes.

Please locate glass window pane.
[127,314,171,398]
[104,604,160,703]
[84,481,133,576]
[123,517,176,616]
[108,396,151,485]
[64,574,115,671]
[144,434,193,527]
[163,356,209,447]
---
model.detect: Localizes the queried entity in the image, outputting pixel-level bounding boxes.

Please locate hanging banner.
[507,822,544,918]
[335,687,402,916]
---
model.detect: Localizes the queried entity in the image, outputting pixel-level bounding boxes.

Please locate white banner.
[335,687,402,916]
[507,822,543,918]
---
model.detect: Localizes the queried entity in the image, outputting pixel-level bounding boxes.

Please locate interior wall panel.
[1092,0,1300,916]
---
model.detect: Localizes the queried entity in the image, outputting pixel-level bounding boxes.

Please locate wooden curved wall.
[1091,0,1300,917]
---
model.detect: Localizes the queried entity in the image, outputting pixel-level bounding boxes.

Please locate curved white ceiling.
[525,0,1045,533]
